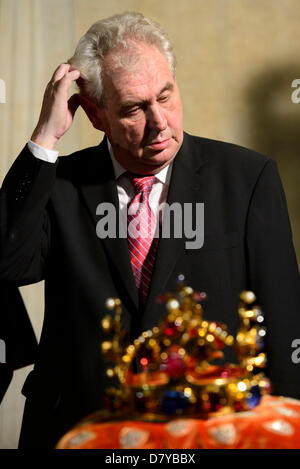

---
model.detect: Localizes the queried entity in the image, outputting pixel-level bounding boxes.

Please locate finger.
[68,93,80,117]
[54,69,81,95]
[69,64,80,73]
[51,63,71,84]
[66,69,81,81]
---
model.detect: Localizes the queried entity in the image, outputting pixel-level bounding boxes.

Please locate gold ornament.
[99,276,271,421]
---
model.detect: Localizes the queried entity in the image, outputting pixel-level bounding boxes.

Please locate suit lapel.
[143,133,204,321]
[78,138,139,309]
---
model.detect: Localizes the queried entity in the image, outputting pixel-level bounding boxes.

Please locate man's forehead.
[102,45,174,103]
[103,42,172,81]
[104,39,166,68]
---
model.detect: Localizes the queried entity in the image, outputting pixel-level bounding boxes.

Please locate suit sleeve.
[246,158,300,398]
[0,282,37,368]
[0,145,58,285]
[0,281,38,404]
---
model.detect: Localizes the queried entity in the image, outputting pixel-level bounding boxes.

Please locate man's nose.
[146,104,167,131]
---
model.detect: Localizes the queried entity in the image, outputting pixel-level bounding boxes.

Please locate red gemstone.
[140,358,148,368]
[163,321,181,337]
[160,349,186,377]
[221,367,232,378]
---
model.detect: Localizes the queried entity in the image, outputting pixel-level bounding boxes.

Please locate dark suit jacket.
[0,132,299,448]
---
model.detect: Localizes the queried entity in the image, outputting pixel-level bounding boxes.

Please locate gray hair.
[68,11,176,107]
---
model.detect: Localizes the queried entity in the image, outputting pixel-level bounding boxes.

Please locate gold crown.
[100,275,272,420]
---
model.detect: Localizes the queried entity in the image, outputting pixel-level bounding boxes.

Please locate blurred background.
[0,0,299,448]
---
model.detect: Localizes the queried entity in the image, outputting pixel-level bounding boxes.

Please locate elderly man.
[0,12,299,448]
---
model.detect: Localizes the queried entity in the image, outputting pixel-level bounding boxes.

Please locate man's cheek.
[124,126,144,147]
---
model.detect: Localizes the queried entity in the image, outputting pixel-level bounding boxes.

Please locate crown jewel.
[100,275,272,420]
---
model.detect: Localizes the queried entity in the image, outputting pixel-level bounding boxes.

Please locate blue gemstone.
[161,391,190,415]
[246,385,261,409]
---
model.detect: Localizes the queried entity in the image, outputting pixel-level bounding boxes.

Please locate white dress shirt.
[27,139,173,228]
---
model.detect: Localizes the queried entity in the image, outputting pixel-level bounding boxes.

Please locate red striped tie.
[127,173,158,305]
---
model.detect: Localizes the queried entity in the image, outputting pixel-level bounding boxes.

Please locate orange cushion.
[56,395,300,449]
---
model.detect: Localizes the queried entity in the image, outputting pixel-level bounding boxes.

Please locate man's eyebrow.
[158,82,174,95]
[120,99,144,109]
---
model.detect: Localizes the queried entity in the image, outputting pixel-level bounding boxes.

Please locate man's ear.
[78,95,106,131]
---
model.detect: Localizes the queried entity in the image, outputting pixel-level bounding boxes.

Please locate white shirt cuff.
[27,140,59,163]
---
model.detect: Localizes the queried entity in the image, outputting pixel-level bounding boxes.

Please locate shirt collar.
[107,139,172,184]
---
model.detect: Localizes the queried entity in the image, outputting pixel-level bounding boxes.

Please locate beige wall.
[0,0,299,448]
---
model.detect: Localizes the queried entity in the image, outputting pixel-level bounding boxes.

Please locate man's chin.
[143,143,180,164]
[135,150,177,174]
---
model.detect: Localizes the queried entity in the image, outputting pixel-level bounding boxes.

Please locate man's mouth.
[145,138,171,150]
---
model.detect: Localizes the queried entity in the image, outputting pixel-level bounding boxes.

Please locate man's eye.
[158,94,169,103]
[122,106,140,117]
[129,107,140,114]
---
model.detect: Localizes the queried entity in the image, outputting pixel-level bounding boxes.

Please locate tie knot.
[126,172,156,195]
